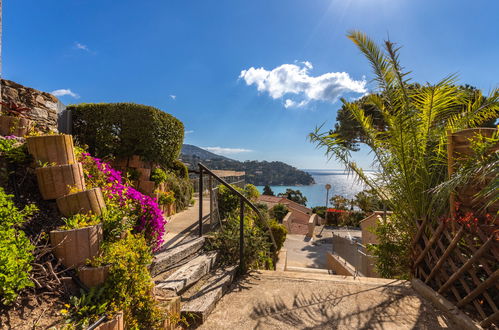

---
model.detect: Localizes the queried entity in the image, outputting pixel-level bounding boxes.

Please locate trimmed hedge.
[68,103,184,167]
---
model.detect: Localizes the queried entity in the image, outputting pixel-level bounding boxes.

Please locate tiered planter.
[111,155,177,216]
[156,202,176,217]
[136,167,151,181]
[137,180,156,195]
[27,134,76,165]
[0,115,33,137]
[56,187,106,217]
[93,312,124,330]
[78,265,110,288]
[36,163,86,200]
[165,203,176,217]
[161,296,181,330]
[49,224,103,268]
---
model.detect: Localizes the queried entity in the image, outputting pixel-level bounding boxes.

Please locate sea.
[256,169,374,208]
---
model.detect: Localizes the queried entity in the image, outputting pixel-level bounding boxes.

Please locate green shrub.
[151,168,193,211]
[207,215,273,271]
[338,211,366,228]
[217,184,260,219]
[69,103,184,168]
[169,159,189,179]
[80,234,163,328]
[366,216,411,279]
[151,167,173,185]
[157,190,175,206]
[217,185,241,219]
[0,137,29,164]
[61,213,101,230]
[0,187,37,305]
[312,206,326,219]
[268,220,287,251]
[270,204,288,223]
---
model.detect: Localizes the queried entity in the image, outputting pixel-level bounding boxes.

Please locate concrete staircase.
[151,237,237,327]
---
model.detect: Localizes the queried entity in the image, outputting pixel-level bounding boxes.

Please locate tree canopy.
[262,185,274,196]
[278,189,307,206]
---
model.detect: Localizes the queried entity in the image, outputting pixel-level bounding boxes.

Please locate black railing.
[198,162,277,271]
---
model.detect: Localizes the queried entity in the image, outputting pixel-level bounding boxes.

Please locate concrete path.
[161,197,211,249]
[284,234,332,269]
[200,270,454,330]
[283,227,363,270]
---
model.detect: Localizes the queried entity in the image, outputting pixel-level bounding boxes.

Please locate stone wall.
[1,79,64,133]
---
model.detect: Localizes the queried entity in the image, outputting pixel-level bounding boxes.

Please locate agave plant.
[310,31,498,277]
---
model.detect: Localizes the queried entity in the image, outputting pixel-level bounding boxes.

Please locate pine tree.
[262,185,274,196]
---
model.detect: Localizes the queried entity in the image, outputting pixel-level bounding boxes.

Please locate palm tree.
[310,31,498,277]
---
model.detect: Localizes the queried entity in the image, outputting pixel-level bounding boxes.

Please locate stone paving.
[200,270,454,330]
[161,197,211,249]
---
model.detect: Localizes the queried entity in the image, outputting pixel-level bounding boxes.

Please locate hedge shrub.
[69,103,184,168]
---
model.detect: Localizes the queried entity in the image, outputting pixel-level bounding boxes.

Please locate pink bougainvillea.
[80,153,167,249]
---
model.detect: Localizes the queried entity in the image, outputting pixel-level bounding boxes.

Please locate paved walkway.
[201,271,454,329]
[161,197,211,249]
[284,234,332,269]
[284,227,362,270]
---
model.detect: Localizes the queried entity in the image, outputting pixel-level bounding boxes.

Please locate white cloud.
[185,130,194,134]
[170,95,176,100]
[239,62,367,108]
[202,147,253,155]
[51,89,80,99]
[74,42,90,52]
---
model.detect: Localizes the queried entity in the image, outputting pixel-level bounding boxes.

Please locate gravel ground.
[200,270,455,330]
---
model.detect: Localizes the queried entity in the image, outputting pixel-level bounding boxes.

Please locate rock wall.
[1,79,64,133]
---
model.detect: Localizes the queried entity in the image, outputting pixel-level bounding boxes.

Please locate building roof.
[212,170,245,178]
[258,195,286,203]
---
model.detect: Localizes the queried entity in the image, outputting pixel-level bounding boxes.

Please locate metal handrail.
[198,162,277,270]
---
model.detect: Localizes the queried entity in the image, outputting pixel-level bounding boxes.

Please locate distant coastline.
[181,144,314,186]
[256,169,369,207]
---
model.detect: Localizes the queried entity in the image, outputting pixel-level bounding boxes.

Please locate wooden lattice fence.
[412,128,498,328]
[412,218,498,328]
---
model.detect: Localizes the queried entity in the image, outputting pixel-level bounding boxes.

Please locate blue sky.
[4,0,499,169]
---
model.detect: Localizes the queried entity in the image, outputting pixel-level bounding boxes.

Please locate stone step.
[155,251,218,294]
[181,266,238,325]
[150,237,205,277]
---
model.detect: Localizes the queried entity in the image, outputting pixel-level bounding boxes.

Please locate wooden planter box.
[0,115,33,137]
[111,158,128,168]
[128,155,142,168]
[157,295,181,330]
[56,187,106,217]
[78,265,109,288]
[137,180,156,195]
[26,134,76,166]
[94,311,124,330]
[50,224,102,268]
[35,163,85,200]
[137,167,151,181]
[163,204,176,217]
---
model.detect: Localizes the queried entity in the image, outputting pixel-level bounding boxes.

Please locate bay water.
[256,169,373,208]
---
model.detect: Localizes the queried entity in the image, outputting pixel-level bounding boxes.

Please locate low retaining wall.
[326,252,356,276]
[307,214,318,238]
[332,235,379,277]
[282,212,292,231]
